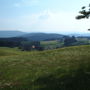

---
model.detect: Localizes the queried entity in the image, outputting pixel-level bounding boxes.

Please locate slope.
[0,45,90,90]
[21,33,65,41]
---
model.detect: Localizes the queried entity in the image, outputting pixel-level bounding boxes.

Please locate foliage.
[0,38,43,51]
[64,36,77,46]
[0,36,90,51]
[19,41,43,51]
[76,4,90,19]
[0,37,27,48]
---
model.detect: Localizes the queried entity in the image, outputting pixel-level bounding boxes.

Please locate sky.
[0,0,90,34]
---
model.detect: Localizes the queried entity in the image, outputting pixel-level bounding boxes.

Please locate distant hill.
[67,33,90,37]
[21,33,66,41]
[0,31,26,38]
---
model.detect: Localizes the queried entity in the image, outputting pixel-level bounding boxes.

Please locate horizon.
[0,30,90,35]
[0,0,90,33]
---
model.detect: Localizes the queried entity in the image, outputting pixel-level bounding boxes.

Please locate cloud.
[36,11,90,33]
[0,10,90,33]
[28,10,87,33]
[14,0,39,7]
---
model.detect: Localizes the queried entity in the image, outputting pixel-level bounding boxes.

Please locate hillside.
[0,45,90,90]
[0,31,26,38]
[21,33,66,41]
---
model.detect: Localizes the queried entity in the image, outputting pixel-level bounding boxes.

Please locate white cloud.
[0,10,90,33]
[26,10,90,33]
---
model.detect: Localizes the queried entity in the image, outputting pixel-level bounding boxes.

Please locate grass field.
[41,40,59,45]
[40,40,63,49]
[0,45,90,90]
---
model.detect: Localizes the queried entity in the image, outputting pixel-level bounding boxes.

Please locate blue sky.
[0,0,90,33]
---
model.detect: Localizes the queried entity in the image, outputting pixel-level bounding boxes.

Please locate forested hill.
[21,33,66,41]
[0,31,66,41]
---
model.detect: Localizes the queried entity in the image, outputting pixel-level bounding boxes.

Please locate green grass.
[40,40,63,49]
[76,37,90,44]
[41,40,59,45]
[0,45,90,90]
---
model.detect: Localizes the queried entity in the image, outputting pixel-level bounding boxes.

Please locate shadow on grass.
[1,68,90,90]
[33,68,90,90]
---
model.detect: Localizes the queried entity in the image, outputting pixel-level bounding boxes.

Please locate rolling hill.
[21,33,66,41]
[0,45,90,90]
[0,31,67,41]
[0,31,26,38]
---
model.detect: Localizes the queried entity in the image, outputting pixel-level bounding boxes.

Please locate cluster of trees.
[0,36,89,51]
[41,36,78,50]
[64,36,77,46]
[0,37,27,48]
[0,37,43,51]
[19,41,43,51]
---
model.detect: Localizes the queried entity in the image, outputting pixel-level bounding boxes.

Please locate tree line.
[0,36,88,51]
[0,37,43,51]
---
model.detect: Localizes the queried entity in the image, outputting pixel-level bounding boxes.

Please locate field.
[40,40,63,50]
[40,38,90,50]
[0,45,90,90]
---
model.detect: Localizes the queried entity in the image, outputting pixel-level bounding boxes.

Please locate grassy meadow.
[0,45,90,90]
[40,40,63,50]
